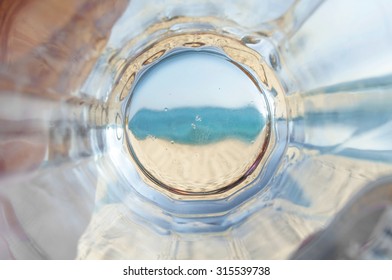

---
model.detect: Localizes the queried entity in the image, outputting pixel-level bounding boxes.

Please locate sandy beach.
[128,129,268,194]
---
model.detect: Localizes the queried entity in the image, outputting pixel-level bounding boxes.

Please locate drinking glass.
[1,0,392,259]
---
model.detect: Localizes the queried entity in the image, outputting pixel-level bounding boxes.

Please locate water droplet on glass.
[269,53,279,70]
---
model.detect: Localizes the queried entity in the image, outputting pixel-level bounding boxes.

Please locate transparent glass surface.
[1,0,392,259]
[292,177,392,260]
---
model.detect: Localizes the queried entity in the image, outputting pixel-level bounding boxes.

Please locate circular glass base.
[111,29,286,201]
[125,49,270,196]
